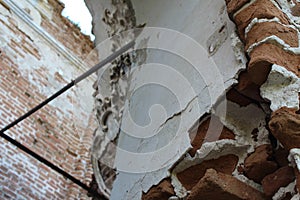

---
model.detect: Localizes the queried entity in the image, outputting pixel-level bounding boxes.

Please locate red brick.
[187,169,266,200]
[245,21,298,50]
[262,166,295,197]
[177,155,238,190]
[234,0,290,41]
[243,144,278,183]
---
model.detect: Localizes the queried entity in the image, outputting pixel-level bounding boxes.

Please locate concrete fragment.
[86,1,247,199]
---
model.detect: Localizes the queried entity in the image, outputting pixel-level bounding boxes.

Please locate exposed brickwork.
[262,166,295,197]
[141,179,175,200]
[249,43,300,79]
[225,0,250,17]
[225,0,300,198]
[243,144,278,183]
[229,0,300,99]
[0,0,98,199]
[189,116,235,156]
[87,0,300,198]
[269,107,300,150]
[144,0,300,199]
[177,155,238,190]
[42,0,96,61]
[187,169,266,200]
[245,21,299,49]
[234,0,290,41]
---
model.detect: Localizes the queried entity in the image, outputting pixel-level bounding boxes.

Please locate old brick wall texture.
[0,0,98,199]
[143,0,300,199]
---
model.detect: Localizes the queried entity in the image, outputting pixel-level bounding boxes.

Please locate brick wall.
[0,0,98,199]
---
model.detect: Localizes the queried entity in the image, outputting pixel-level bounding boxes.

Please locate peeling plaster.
[275,0,300,26]
[273,181,297,200]
[261,64,300,111]
[218,101,270,148]
[170,101,270,198]
[171,140,251,198]
[291,193,300,200]
[289,148,300,172]
[87,0,248,199]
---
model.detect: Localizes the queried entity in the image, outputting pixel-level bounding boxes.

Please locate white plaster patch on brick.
[289,148,300,172]
[230,31,248,78]
[245,17,281,38]
[273,181,297,200]
[218,101,270,148]
[246,35,293,54]
[171,140,251,198]
[13,0,43,25]
[275,0,300,34]
[24,0,53,20]
[261,64,300,111]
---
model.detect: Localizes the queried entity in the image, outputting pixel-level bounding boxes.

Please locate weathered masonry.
[86,0,300,200]
[0,0,98,199]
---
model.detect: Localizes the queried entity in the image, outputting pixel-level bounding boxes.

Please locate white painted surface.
[86,0,248,199]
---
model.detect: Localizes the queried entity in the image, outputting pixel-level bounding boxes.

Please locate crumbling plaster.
[86,0,300,199]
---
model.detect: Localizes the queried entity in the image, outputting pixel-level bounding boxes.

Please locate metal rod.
[0,81,75,133]
[74,40,135,84]
[1,132,90,190]
[0,40,134,133]
[0,40,135,195]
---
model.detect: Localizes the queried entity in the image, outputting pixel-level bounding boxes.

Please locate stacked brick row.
[227,0,300,198]
[142,0,300,199]
[0,0,98,199]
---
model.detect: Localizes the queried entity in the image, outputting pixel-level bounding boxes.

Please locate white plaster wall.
[86,0,247,199]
